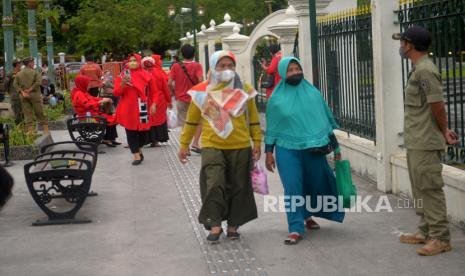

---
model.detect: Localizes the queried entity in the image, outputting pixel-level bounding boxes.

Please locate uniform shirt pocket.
[405,80,423,107]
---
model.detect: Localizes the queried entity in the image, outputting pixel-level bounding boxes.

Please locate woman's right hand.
[265,153,275,173]
[178,148,190,164]
[122,75,132,86]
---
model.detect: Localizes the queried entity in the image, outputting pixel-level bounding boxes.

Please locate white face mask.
[215,69,235,82]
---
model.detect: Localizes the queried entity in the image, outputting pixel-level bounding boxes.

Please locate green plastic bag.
[335,160,357,208]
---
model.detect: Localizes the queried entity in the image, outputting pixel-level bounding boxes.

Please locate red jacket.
[114,73,159,131]
[266,52,282,98]
[148,68,171,126]
[71,76,115,125]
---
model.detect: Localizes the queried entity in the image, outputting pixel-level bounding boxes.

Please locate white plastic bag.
[251,162,268,195]
[167,109,178,129]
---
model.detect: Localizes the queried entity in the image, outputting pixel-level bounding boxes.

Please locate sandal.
[305,218,320,230]
[191,146,202,154]
[207,229,223,244]
[284,233,303,245]
[102,140,117,147]
[226,228,240,240]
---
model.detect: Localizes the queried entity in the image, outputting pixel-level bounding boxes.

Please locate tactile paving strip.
[162,130,267,275]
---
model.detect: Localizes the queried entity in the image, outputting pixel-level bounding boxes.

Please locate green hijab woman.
[265,57,344,245]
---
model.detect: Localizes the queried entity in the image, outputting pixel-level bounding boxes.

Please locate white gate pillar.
[372,0,405,193]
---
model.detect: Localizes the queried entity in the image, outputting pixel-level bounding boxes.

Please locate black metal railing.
[398,0,465,163]
[317,6,376,141]
[252,55,268,112]
[293,32,299,57]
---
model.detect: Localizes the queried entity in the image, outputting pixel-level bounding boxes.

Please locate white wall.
[336,130,465,228]
[391,153,465,227]
[232,10,287,86]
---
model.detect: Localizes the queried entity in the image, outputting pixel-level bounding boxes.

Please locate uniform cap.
[392,25,432,51]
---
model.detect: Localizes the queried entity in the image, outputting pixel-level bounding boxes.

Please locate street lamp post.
[2,0,15,73]
[191,1,197,61]
[168,2,205,62]
[27,1,39,64]
[44,0,55,84]
[265,0,273,15]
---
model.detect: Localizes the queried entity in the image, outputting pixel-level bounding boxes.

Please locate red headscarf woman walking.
[142,56,172,146]
[114,54,159,165]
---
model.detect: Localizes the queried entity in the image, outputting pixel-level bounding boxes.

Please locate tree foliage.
[2,0,289,60]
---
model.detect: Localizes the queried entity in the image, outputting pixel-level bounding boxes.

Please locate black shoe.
[226,231,240,240]
[102,141,117,147]
[140,153,144,162]
[112,141,122,145]
[132,159,142,166]
[206,229,223,244]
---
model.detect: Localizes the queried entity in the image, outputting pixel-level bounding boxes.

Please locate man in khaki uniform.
[13,57,49,133]
[3,59,23,124]
[393,26,459,256]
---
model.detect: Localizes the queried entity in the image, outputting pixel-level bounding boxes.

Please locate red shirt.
[169,61,203,103]
[266,52,282,98]
[80,62,103,89]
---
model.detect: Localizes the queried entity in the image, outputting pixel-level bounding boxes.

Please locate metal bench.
[66,115,107,152]
[0,123,12,167]
[24,141,98,226]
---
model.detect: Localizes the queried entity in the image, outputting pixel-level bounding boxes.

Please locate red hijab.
[124,53,152,101]
[152,54,168,78]
[152,55,162,68]
[74,75,91,92]
[72,75,91,101]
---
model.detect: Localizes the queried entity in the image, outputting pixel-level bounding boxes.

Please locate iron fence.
[398,0,465,163]
[317,6,376,141]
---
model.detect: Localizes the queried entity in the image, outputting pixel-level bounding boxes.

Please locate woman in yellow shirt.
[178,51,262,243]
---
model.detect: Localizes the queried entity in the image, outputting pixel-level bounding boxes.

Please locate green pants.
[10,97,23,125]
[199,147,258,229]
[20,93,48,131]
[407,149,450,242]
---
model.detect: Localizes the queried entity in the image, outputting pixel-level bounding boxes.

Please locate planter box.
[0,133,54,161]
[37,115,72,131]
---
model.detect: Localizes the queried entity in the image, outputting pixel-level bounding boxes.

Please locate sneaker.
[399,232,427,244]
[416,239,452,256]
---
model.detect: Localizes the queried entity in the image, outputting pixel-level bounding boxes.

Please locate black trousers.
[125,129,149,154]
[104,125,118,141]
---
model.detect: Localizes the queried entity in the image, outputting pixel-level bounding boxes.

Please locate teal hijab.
[265,57,339,150]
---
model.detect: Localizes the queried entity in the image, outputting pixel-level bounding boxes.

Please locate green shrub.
[7,123,40,146]
[44,102,65,121]
[0,116,15,125]
[0,121,39,146]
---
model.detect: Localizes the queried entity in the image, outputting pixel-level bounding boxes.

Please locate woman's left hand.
[252,146,261,162]
[334,153,342,161]
[150,104,157,115]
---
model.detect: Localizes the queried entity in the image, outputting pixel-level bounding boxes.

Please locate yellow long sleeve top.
[179,98,263,150]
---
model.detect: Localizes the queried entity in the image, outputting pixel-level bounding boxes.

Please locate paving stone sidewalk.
[0,127,464,276]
